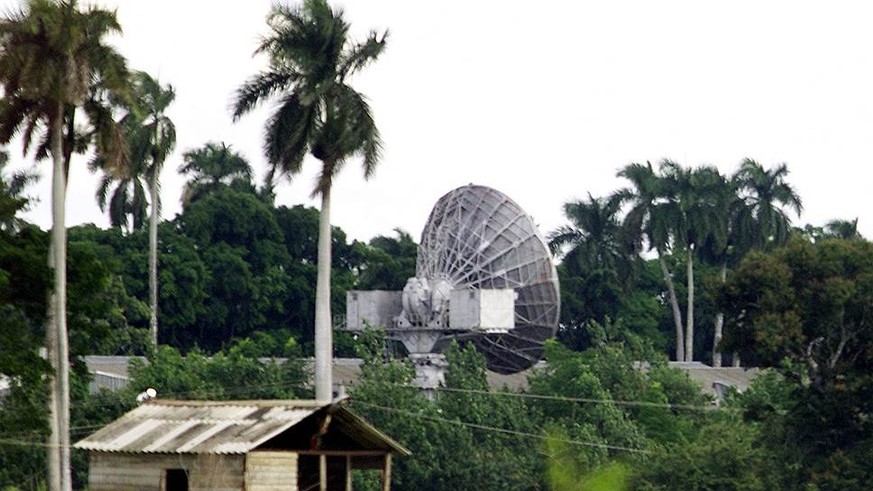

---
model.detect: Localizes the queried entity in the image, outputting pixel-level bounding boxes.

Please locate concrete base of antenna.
[409,353,448,398]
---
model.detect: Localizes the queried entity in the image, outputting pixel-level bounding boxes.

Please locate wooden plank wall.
[87,452,244,491]
[245,451,299,491]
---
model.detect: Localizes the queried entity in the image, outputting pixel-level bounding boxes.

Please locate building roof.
[668,362,760,398]
[74,399,410,456]
[81,356,758,400]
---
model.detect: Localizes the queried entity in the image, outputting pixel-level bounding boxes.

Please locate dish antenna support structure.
[345,185,560,391]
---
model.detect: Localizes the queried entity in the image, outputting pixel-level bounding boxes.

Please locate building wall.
[88,452,245,491]
[245,451,299,491]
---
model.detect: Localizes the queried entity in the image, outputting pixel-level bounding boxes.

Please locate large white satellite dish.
[346,184,560,386]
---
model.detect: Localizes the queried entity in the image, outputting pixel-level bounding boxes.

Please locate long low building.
[83,356,759,403]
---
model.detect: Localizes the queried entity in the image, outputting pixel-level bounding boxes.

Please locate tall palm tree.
[131,73,175,350]
[696,171,746,367]
[178,141,252,204]
[661,161,729,361]
[724,159,801,367]
[97,72,175,348]
[0,2,128,489]
[233,0,387,400]
[615,161,686,361]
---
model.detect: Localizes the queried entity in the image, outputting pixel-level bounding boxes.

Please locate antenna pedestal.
[408,353,448,399]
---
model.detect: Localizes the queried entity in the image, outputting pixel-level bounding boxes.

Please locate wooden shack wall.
[88,452,244,491]
[245,450,299,491]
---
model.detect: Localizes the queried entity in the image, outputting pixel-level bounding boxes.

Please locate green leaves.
[178,142,253,205]
[723,238,873,488]
[127,344,307,401]
[233,0,386,194]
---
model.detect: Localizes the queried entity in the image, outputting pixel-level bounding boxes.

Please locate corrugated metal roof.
[74,399,411,455]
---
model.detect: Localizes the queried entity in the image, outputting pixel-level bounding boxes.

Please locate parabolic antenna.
[416,185,560,374]
[345,184,560,387]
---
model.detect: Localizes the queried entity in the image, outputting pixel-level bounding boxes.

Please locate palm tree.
[615,161,686,361]
[0,2,128,488]
[548,193,634,285]
[733,159,803,251]
[92,72,175,351]
[824,218,861,240]
[92,136,148,233]
[178,141,252,204]
[661,162,730,361]
[132,73,175,350]
[130,72,176,348]
[696,172,745,367]
[233,0,387,401]
[723,159,801,367]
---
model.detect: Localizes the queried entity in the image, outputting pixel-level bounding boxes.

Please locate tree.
[0,159,49,489]
[660,162,728,361]
[178,186,290,349]
[0,2,128,488]
[722,238,873,488]
[733,159,802,251]
[695,170,747,367]
[355,229,417,290]
[722,159,801,367]
[631,417,766,491]
[92,151,148,233]
[548,193,639,350]
[178,141,253,204]
[233,0,387,400]
[129,72,176,350]
[615,162,685,361]
[0,148,39,231]
[549,193,634,284]
[127,343,307,401]
[824,218,862,240]
[91,72,175,349]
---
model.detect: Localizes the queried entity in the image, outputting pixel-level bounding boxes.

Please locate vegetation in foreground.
[0,0,871,489]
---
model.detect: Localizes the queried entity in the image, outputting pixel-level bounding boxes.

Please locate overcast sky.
[7,0,873,242]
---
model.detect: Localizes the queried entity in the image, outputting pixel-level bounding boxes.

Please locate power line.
[352,400,651,455]
[434,386,727,412]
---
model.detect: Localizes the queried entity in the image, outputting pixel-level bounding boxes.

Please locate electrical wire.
[0,359,735,453]
[352,400,652,455]
[434,386,729,412]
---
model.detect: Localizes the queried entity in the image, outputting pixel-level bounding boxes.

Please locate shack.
[74,399,409,491]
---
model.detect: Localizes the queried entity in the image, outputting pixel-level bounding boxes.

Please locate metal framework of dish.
[345,184,560,381]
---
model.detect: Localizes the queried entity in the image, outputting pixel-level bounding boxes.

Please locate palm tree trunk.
[149,173,159,349]
[658,253,684,362]
[47,107,71,491]
[684,245,694,362]
[46,284,60,491]
[712,263,727,367]
[314,185,333,401]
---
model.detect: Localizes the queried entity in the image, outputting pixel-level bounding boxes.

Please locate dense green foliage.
[2,136,872,489]
[349,327,750,490]
[0,1,872,489]
[722,238,873,490]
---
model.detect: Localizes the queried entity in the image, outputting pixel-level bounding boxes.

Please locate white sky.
[7,0,873,242]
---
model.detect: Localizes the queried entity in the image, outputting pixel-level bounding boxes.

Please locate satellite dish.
[345,184,560,387]
[136,387,157,403]
[417,185,560,374]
